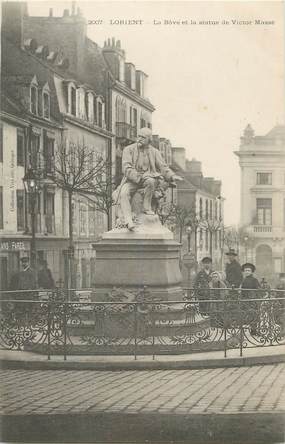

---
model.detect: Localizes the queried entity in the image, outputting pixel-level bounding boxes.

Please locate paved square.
[1,364,285,416]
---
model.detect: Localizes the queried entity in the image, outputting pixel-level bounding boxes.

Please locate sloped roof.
[266,125,285,138]
[2,37,62,123]
[1,92,27,117]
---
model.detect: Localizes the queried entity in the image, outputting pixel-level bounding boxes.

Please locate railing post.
[238,290,243,357]
[47,301,51,360]
[151,303,155,361]
[63,302,67,361]
[223,296,227,358]
[134,304,138,360]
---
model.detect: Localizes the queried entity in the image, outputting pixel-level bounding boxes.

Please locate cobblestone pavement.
[1,364,285,416]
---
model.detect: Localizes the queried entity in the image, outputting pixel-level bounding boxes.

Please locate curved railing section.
[0,287,284,360]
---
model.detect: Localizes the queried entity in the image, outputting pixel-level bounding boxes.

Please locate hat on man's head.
[201,257,212,264]
[138,127,152,138]
[20,256,30,263]
[225,248,238,256]
[241,262,256,272]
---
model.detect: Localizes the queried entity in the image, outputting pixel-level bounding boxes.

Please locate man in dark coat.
[225,249,243,288]
[9,256,38,300]
[194,257,213,315]
[38,259,55,289]
[241,262,261,335]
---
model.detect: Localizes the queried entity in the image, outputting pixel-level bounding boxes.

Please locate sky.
[27,1,285,225]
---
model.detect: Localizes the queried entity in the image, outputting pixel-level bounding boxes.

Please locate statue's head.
[137,127,152,147]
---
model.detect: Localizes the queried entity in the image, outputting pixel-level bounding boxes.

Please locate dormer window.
[77,87,86,120]
[42,83,50,119]
[96,96,105,128]
[86,92,94,123]
[67,82,77,116]
[43,92,50,119]
[30,75,39,115]
[71,87,76,115]
[30,86,38,115]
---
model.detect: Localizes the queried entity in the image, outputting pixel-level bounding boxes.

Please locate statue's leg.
[143,178,156,214]
[120,182,138,228]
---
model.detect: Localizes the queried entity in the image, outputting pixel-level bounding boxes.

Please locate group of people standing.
[194,248,262,302]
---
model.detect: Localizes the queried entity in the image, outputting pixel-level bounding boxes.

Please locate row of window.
[72,201,105,236]
[67,83,105,128]
[199,198,222,220]
[0,186,105,236]
[0,186,55,232]
[115,97,152,132]
[198,229,222,251]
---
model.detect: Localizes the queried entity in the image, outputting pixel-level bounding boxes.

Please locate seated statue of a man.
[113,127,182,230]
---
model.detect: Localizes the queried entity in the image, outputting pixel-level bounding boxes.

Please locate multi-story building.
[1,3,113,289]
[22,5,155,188]
[171,148,225,270]
[235,124,285,282]
[101,38,155,186]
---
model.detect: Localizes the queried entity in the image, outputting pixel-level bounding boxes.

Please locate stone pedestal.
[93,215,183,300]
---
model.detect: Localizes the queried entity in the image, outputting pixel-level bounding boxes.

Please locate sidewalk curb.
[1,411,284,443]
[1,353,284,371]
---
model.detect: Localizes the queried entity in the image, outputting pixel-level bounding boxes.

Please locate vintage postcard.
[1,0,284,443]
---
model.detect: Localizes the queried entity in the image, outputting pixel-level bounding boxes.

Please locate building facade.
[101,38,155,186]
[235,124,285,282]
[1,3,113,289]
[170,147,225,272]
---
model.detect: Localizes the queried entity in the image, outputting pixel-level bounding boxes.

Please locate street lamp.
[23,167,41,267]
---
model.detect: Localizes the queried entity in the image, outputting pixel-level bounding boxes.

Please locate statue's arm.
[122,146,142,184]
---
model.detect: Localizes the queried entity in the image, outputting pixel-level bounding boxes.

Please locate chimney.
[102,38,125,81]
[49,8,53,17]
[186,158,202,174]
[241,123,255,145]
[2,2,27,48]
[172,147,186,171]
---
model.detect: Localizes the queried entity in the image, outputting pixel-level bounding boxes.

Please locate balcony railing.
[253,225,272,233]
[116,122,137,142]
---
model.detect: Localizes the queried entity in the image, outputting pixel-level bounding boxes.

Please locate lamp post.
[23,167,41,268]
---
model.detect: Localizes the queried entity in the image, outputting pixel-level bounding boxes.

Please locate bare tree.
[199,217,224,257]
[158,204,198,244]
[53,137,113,245]
[50,138,113,287]
[223,226,240,252]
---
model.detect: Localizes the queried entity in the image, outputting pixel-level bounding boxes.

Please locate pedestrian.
[209,271,227,299]
[241,263,261,294]
[9,256,38,300]
[241,262,261,335]
[225,248,243,288]
[194,257,212,315]
[37,259,55,289]
[209,271,227,327]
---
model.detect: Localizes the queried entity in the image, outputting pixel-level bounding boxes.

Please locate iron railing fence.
[0,288,284,360]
